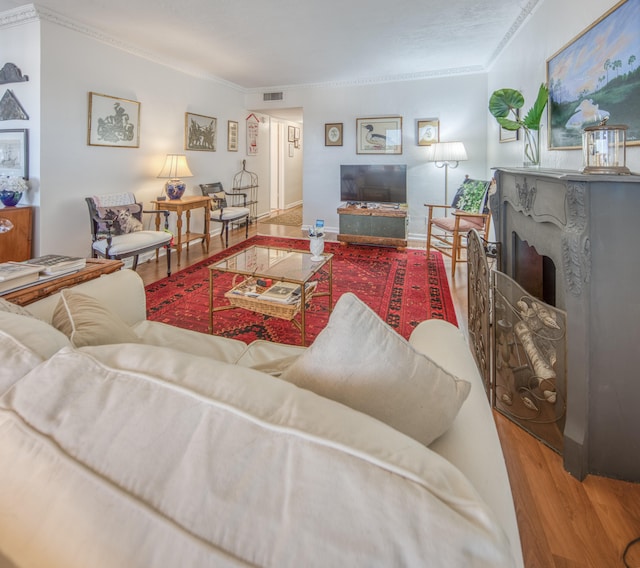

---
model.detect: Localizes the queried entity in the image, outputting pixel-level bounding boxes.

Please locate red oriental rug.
[145,235,458,345]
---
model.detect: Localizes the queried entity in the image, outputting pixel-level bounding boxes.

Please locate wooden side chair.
[86,192,172,276]
[200,182,250,247]
[425,176,493,277]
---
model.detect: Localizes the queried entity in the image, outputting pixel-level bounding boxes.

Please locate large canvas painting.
[546,0,640,149]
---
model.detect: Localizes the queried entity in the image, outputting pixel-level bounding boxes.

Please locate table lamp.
[157,154,193,200]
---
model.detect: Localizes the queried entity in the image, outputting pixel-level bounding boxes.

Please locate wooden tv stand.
[337,204,407,249]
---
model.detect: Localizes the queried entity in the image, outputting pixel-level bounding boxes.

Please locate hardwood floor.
[135,217,640,568]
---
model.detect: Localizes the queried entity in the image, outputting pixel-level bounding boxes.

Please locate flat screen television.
[340,164,407,205]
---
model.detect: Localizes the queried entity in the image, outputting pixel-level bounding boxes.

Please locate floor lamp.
[428,141,468,210]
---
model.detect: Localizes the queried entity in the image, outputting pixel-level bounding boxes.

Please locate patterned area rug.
[146,235,457,345]
[260,207,303,226]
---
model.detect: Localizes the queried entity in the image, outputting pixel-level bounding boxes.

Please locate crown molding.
[0,2,246,92]
[486,0,541,68]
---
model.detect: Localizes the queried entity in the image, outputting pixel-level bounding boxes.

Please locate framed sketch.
[227,120,238,152]
[547,0,640,149]
[246,113,259,155]
[0,128,28,179]
[185,112,217,151]
[499,109,519,142]
[87,92,140,148]
[288,125,295,142]
[294,127,300,140]
[325,123,343,146]
[417,119,439,146]
[356,116,402,154]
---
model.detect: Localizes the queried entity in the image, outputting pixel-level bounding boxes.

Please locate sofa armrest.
[26,269,148,327]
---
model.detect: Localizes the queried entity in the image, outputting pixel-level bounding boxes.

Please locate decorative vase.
[523,128,541,167]
[0,190,23,207]
[165,181,186,200]
[309,235,324,261]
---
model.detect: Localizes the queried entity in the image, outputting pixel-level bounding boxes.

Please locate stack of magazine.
[230,279,316,304]
[0,255,86,295]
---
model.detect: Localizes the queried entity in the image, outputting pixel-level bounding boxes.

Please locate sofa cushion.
[52,289,141,348]
[133,320,247,363]
[0,311,70,395]
[234,340,306,376]
[279,292,471,446]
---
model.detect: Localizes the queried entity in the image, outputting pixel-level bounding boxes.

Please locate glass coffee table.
[208,245,333,345]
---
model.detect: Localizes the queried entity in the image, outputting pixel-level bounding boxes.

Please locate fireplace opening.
[512,233,556,307]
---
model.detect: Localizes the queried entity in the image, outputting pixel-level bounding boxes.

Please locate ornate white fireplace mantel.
[491,167,640,482]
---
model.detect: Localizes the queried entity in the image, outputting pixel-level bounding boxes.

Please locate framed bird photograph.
[356,116,402,154]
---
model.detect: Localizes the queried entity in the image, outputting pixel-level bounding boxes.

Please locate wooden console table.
[337,205,407,249]
[151,196,211,266]
[2,258,123,306]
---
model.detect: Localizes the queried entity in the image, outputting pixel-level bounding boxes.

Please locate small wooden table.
[2,258,123,306]
[151,196,211,266]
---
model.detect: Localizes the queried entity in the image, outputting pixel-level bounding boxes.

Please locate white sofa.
[0,269,523,567]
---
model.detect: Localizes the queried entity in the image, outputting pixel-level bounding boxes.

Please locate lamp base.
[165,179,186,200]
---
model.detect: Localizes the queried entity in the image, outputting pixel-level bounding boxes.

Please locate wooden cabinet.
[0,206,33,262]
[337,205,407,248]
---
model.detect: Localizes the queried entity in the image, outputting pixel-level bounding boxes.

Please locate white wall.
[247,73,489,238]
[4,0,638,258]
[487,0,640,173]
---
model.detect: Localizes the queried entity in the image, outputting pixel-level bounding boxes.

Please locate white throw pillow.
[0,311,70,395]
[279,293,471,446]
[52,289,141,348]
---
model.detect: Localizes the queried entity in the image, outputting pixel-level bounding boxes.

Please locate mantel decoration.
[582,117,631,174]
[0,175,28,206]
[489,83,549,167]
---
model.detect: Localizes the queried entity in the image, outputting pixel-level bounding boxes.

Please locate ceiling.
[1,0,540,91]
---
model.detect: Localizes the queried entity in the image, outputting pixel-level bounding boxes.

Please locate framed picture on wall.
[356,116,402,154]
[185,112,217,151]
[417,119,439,146]
[547,0,640,149]
[227,120,238,151]
[87,92,140,148]
[325,123,343,146]
[0,128,28,179]
[288,125,295,142]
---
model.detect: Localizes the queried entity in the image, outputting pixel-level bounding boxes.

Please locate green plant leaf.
[496,117,521,131]
[489,89,525,119]
[522,83,549,130]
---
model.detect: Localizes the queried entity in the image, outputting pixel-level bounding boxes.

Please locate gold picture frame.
[417,119,439,146]
[356,116,402,154]
[185,112,217,151]
[325,123,343,146]
[87,92,140,148]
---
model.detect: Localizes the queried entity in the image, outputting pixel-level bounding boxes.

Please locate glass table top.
[209,245,331,283]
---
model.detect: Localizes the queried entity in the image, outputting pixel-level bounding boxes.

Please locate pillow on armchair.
[450,177,491,213]
[96,204,144,236]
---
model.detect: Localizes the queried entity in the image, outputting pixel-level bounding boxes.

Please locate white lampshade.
[157,154,194,179]
[430,141,468,164]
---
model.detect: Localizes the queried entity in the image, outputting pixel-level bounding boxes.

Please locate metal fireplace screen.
[492,270,567,454]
